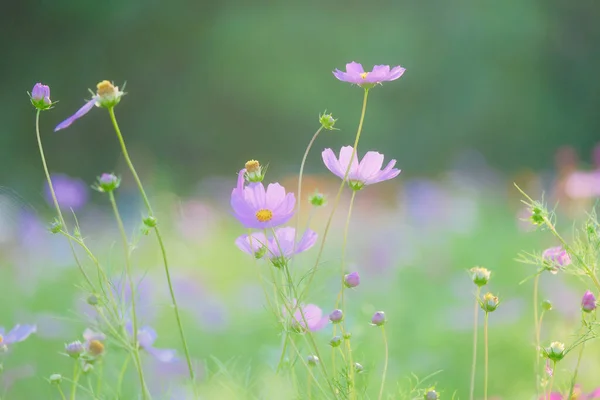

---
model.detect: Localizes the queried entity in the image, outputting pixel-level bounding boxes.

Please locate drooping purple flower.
[333,62,405,87]
[30,83,52,110]
[582,290,597,313]
[45,173,89,210]
[55,81,124,131]
[235,227,317,267]
[322,146,401,190]
[344,272,360,288]
[0,324,36,349]
[283,301,328,332]
[230,169,295,229]
[135,325,177,363]
[542,246,571,274]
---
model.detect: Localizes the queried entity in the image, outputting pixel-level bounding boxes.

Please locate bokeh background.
[1,1,600,399]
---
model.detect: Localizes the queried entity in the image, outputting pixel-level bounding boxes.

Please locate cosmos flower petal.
[295,229,318,254]
[4,325,36,344]
[137,326,158,348]
[83,328,106,342]
[147,346,177,363]
[55,98,97,132]
[321,148,345,179]
[338,146,359,178]
[389,66,407,80]
[235,232,268,256]
[265,183,286,209]
[345,62,364,75]
[358,151,385,180]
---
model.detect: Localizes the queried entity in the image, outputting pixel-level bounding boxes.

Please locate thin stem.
[567,314,587,399]
[35,109,95,290]
[292,126,324,255]
[547,360,556,400]
[484,312,489,400]
[96,361,103,396]
[70,362,79,400]
[533,273,540,397]
[301,89,370,300]
[469,286,481,400]
[335,190,357,309]
[57,386,67,400]
[108,191,150,400]
[378,326,389,400]
[117,355,131,397]
[107,107,196,388]
[307,369,312,400]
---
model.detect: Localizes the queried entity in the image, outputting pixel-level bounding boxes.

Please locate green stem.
[70,362,79,400]
[533,273,540,397]
[567,314,587,399]
[301,88,370,300]
[108,191,150,400]
[96,361,103,396]
[107,108,196,388]
[117,356,131,397]
[469,286,481,400]
[35,109,95,290]
[484,312,489,400]
[547,360,556,400]
[378,326,388,400]
[57,385,67,400]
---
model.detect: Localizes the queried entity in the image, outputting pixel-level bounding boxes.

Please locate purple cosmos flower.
[283,301,328,332]
[0,324,36,349]
[322,146,401,190]
[126,323,176,363]
[230,169,295,229]
[333,62,405,87]
[30,83,52,110]
[344,272,360,288]
[45,173,89,210]
[55,81,123,131]
[582,290,597,313]
[542,246,571,274]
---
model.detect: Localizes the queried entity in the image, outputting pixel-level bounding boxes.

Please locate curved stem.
[484,312,489,400]
[57,386,67,400]
[116,355,131,397]
[35,110,95,290]
[469,286,481,400]
[107,108,196,389]
[567,314,587,399]
[301,89,370,300]
[108,191,150,399]
[533,273,540,397]
[378,326,388,400]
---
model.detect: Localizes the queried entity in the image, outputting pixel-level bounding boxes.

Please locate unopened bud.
[329,336,342,348]
[143,216,157,228]
[542,299,553,311]
[329,309,344,324]
[244,160,265,183]
[343,332,352,340]
[49,374,62,384]
[30,83,53,111]
[65,341,84,358]
[94,173,120,193]
[354,362,364,373]
[544,341,565,362]
[344,272,360,288]
[371,311,386,326]
[307,355,319,366]
[480,293,499,313]
[319,111,337,130]
[49,220,62,234]
[424,389,439,400]
[582,290,597,313]
[309,192,327,207]
[470,267,490,287]
[87,294,99,306]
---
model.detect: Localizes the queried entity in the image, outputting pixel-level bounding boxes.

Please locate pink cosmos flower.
[322,146,401,190]
[236,227,317,259]
[230,169,295,229]
[541,385,600,399]
[282,301,328,332]
[542,246,571,274]
[333,62,405,87]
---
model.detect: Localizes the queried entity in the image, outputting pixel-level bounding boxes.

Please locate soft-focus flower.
[425,389,439,400]
[29,83,53,110]
[135,325,177,363]
[371,311,386,326]
[0,324,36,350]
[541,384,600,400]
[307,355,319,366]
[542,299,553,311]
[283,301,328,332]
[49,374,62,384]
[480,292,499,312]
[333,62,405,88]
[344,272,360,288]
[582,290,597,313]
[322,146,401,190]
[231,169,295,229]
[83,329,106,357]
[354,362,364,373]
[235,227,317,267]
[329,309,344,324]
[54,80,124,131]
[94,173,120,193]
[470,266,490,287]
[64,341,84,358]
[542,246,571,274]
[544,341,565,362]
[308,191,327,207]
[45,174,89,210]
[329,335,342,347]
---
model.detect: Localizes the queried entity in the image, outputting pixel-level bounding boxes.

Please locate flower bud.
[480,293,499,312]
[30,83,53,110]
[343,332,352,340]
[49,374,62,384]
[329,309,344,324]
[143,216,157,228]
[470,267,490,287]
[424,389,439,400]
[307,355,319,366]
[541,299,553,311]
[530,206,545,226]
[94,173,120,193]
[344,272,360,288]
[49,220,62,234]
[65,341,84,358]
[581,290,596,313]
[87,295,99,306]
[244,160,265,183]
[354,362,364,373]
[371,311,386,326]
[542,246,571,274]
[544,341,565,362]
[329,336,342,347]
[95,80,124,109]
[319,111,337,130]
[309,192,327,207]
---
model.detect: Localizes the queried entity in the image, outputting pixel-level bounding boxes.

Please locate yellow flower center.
[96,80,115,96]
[360,72,368,79]
[0,334,3,344]
[255,209,273,222]
[88,339,105,356]
[245,160,260,173]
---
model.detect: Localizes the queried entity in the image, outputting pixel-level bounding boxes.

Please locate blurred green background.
[2,1,600,399]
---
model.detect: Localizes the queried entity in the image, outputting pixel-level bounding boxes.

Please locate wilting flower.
[231,169,295,229]
[542,246,571,274]
[235,227,317,267]
[83,329,106,357]
[134,325,177,363]
[333,62,405,88]
[45,174,89,210]
[582,290,597,313]
[322,146,401,190]
[344,272,360,288]
[55,80,124,131]
[29,83,53,110]
[0,324,36,350]
[283,301,328,332]
[371,311,386,326]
